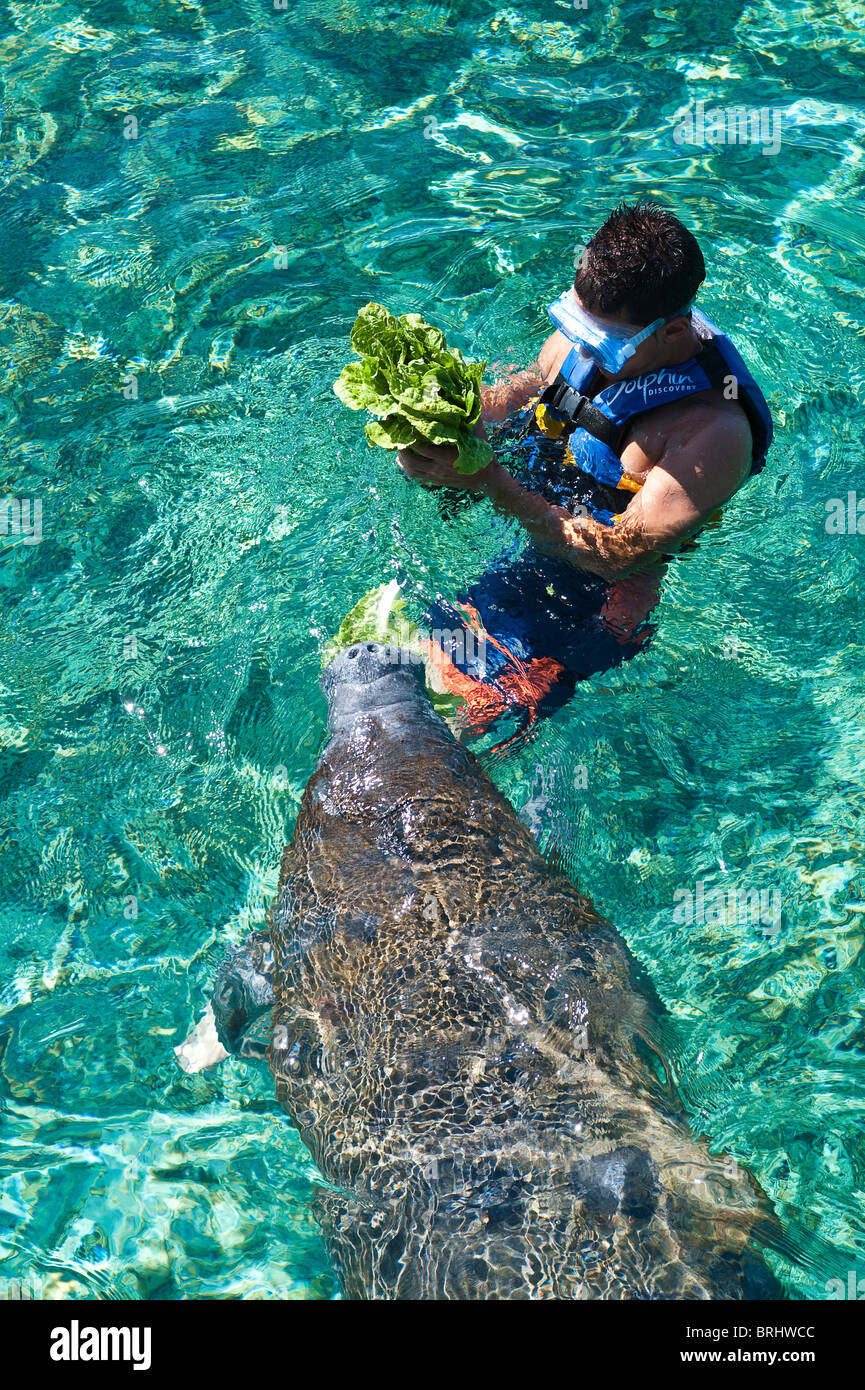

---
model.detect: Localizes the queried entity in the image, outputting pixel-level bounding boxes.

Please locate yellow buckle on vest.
[616,472,643,494]
[535,402,566,441]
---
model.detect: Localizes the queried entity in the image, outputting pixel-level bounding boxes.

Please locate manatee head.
[321,641,429,734]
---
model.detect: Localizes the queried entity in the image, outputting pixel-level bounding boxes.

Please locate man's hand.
[394,339,565,489]
[395,439,497,492]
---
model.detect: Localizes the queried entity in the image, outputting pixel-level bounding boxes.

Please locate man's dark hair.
[574,200,706,326]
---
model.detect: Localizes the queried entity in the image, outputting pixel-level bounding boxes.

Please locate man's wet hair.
[574,200,706,326]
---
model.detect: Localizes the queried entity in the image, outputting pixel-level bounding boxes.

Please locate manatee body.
[193,642,782,1300]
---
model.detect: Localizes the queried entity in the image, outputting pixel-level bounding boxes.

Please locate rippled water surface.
[1,0,864,1299]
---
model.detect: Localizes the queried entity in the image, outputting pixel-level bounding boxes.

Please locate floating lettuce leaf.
[333,302,493,475]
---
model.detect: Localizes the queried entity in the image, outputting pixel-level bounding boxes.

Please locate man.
[398,201,773,745]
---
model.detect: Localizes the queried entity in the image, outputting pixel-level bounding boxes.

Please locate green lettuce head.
[333,302,493,474]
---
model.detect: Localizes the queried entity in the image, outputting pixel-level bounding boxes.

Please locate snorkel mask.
[548,288,696,375]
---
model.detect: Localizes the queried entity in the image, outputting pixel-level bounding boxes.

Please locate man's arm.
[477,465,651,577]
[480,330,571,422]
[397,402,752,578]
[480,404,752,577]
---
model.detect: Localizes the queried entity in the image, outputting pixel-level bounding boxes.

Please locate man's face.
[571,292,692,382]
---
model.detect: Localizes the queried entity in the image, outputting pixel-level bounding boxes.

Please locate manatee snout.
[321,640,427,729]
[327,640,406,687]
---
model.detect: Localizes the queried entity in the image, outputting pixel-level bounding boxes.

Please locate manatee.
[179,641,783,1300]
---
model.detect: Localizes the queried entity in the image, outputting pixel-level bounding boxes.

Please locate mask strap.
[620,298,697,360]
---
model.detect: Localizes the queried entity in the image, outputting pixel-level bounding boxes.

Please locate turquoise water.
[1,0,864,1299]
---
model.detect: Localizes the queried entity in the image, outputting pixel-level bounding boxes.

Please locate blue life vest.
[534,309,773,526]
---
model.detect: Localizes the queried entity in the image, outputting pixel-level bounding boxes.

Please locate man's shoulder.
[677,389,753,468]
[649,393,753,500]
[625,388,752,515]
[637,386,752,458]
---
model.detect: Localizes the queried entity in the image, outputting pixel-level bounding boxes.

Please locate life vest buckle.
[534,381,626,454]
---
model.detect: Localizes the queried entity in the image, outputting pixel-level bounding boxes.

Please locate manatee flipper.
[175,931,275,1073]
[569,1146,659,1222]
[211,930,275,1054]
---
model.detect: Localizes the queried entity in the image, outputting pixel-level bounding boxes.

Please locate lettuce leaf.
[322,581,467,722]
[322,581,418,667]
[333,302,493,475]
